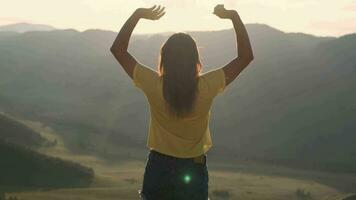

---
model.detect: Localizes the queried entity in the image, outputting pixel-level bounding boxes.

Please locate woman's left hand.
[135,5,166,20]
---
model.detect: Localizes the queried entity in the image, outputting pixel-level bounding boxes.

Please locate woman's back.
[110,4,253,199]
[133,62,226,158]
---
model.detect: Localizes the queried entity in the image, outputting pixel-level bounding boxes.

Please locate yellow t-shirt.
[133,62,226,158]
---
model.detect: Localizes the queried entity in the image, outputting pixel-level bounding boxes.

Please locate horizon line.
[1,22,353,38]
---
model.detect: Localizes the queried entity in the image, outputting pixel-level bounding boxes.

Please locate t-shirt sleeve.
[200,68,226,98]
[133,62,159,94]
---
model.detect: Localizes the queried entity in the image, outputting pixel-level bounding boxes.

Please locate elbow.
[247,53,255,62]
[110,46,118,54]
[240,53,254,63]
[110,44,124,53]
[110,46,124,59]
[248,54,254,62]
[248,51,254,62]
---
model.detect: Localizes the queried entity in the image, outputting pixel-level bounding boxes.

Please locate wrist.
[133,9,142,20]
[228,10,239,19]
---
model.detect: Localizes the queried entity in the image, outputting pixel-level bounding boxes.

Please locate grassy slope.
[6,119,355,200]
[0,112,48,147]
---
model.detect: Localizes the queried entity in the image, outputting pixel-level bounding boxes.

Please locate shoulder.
[200,68,225,84]
[199,68,226,97]
[133,62,160,92]
[134,62,159,78]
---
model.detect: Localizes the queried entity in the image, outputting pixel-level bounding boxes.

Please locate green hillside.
[0,24,355,172]
[0,139,94,189]
[0,113,49,147]
[0,113,94,198]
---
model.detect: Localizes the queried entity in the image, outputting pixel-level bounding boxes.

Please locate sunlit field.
[5,120,355,200]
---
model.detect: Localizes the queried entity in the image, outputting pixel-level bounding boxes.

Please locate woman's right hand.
[213,4,237,19]
[135,5,165,20]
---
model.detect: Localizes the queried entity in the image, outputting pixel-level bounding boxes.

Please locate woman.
[110,4,253,200]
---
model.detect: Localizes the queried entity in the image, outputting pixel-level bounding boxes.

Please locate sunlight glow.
[0,0,355,36]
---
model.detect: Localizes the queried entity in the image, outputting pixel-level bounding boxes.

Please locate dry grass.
[5,120,352,200]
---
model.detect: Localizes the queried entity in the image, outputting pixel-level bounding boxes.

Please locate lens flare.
[184,174,191,184]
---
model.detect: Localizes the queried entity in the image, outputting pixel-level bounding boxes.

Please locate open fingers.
[143,5,165,20]
[153,6,165,19]
[152,5,161,13]
[156,7,165,16]
[155,11,166,20]
[148,5,157,11]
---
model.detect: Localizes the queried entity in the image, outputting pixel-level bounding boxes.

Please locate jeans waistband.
[150,150,206,165]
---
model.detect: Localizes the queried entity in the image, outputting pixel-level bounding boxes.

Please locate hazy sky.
[1,0,356,36]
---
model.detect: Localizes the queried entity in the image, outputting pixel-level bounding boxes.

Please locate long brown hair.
[158,33,202,118]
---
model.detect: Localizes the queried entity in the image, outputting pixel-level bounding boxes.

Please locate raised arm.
[214,5,254,86]
[110,5,165,79]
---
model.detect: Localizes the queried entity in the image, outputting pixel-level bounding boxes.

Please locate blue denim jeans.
[140,150,209,200]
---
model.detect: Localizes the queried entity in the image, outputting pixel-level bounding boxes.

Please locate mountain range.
[0,23,55,33]
[0,23,355,172]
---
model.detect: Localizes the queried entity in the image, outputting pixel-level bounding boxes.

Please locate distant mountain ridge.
[0,23,55,33]
[0,23,355,173]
